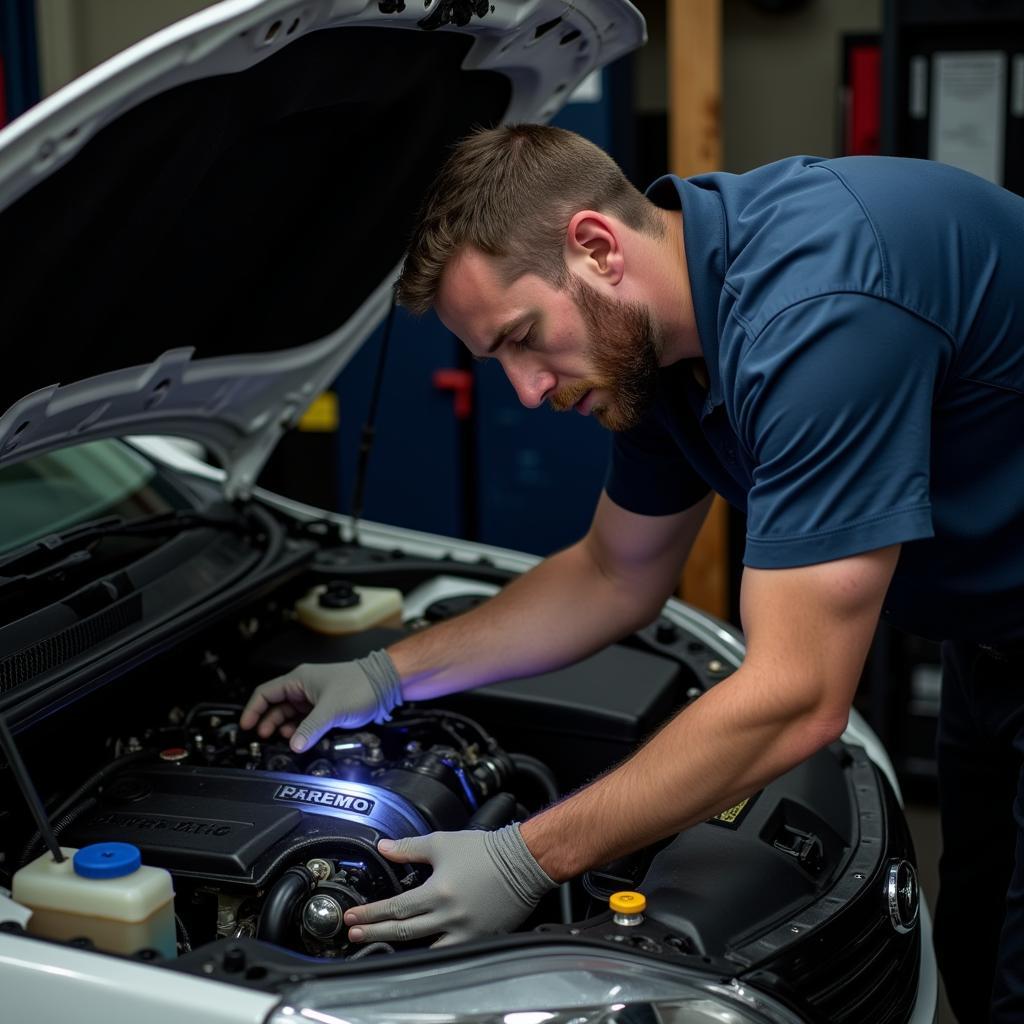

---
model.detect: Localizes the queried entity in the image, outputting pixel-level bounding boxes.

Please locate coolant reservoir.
[296,580,403,635]
[12,843,176,958]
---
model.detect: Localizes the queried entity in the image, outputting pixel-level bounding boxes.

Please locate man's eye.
[512,326,535,351]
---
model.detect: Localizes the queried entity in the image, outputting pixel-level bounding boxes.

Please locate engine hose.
[510,754,572,926]
[257,864,315,946]
[467,792,517,831]
[183,703,242,729]
[245,503,286,573]
[175,913,193,955]
[510,753,559,804]
[19,797,97,867]
[405,708,498,752]
[19,749,152,867]
[348,941,394,959]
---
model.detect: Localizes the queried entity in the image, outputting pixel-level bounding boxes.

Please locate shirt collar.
[645,174,727,408]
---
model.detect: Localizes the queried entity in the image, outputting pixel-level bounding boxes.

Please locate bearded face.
[546,274,662,431]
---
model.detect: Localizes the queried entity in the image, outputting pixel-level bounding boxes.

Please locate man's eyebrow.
[487,312,534,354]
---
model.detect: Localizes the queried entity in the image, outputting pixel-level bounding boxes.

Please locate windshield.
[0,439,189,556]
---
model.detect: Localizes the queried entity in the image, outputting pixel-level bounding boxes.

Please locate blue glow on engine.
[442,757,478,810]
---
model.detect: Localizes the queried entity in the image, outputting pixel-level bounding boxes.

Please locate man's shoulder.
[713,156,993,336]
[710,160,885,340]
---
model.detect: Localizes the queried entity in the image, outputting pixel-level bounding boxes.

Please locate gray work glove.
[344,824,558,947]
[239,650,402,753]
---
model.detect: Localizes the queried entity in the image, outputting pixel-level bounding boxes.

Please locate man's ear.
[565,210,624,285]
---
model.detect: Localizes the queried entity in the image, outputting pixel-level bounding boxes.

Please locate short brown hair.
[396,123,664,314]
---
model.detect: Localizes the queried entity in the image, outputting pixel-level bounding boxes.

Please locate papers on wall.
[930,51,1007,185]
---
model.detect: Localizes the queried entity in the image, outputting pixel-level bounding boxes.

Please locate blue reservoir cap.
[73,842,142,879]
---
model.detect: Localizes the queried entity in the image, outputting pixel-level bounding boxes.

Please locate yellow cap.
[609,891,646,914]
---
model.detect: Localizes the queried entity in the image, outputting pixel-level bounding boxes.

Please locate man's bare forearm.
[519,664,843,881]
[520,549,898,882]
[388,538,663,701]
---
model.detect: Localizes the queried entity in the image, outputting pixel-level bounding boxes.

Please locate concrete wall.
[35,0,219,96]
[722,0,881,171]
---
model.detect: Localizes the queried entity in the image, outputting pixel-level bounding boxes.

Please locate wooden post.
[667,0,731,622]
[667,0,722,178]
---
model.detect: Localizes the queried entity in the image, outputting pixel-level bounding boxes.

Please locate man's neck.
[649,207,702,367]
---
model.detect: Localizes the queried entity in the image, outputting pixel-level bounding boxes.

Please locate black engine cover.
[63,763,433,887]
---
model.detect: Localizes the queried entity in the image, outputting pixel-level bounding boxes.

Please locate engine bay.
[0,542,916,1011]
[2,559,675,962]
[48,703,533,958]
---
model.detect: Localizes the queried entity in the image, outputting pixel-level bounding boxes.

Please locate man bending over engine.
[243,125,1024,1023]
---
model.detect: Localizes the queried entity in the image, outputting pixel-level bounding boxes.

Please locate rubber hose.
[467,792,517,831]
[20,797,97,867]
[19,750,151,866]
[348,941,394,959]
[510,754,572,925]
[257,865,315,946]
[510,753,559,804]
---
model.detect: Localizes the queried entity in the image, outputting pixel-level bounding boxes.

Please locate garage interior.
[5,2,1024,1020]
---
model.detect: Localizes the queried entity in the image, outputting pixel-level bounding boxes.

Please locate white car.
[0,2,936,1022]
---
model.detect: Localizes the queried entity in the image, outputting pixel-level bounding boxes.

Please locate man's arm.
[241,492,711,746]
[521,544,900,879]
[342,544,899,946]
[391,491,713,700]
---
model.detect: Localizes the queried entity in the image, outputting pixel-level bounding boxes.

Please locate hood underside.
[0,0,644,497]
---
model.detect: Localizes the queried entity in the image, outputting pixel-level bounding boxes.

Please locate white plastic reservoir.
[296,580,403,635]
[12,842,176,958]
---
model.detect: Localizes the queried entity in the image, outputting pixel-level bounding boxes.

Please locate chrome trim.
[886,858,920,934]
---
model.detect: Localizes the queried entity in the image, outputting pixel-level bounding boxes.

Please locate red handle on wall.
[432,368,474,420]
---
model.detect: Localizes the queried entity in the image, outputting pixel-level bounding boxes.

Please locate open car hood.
[0,0,643,499]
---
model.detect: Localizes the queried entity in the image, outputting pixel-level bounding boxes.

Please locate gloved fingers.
[344,888,440,942]
[375,835,434,865]
[289,699,349,752]
[344,887,433,930]
[240,675,311,730]
[255,702,305,740]
[290,683,380,752]
[347,910,443,945]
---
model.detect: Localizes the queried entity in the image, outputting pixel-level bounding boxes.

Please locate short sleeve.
[736,294,953,568]
[605,411,710,516]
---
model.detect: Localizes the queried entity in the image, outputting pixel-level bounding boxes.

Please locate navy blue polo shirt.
[605,156,1024,644]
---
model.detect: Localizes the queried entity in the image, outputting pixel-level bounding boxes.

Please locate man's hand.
[239,650,402,752]
[344,825,557,947]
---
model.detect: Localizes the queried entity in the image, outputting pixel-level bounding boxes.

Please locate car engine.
[0,551,925,1024]
[22,703,534,959]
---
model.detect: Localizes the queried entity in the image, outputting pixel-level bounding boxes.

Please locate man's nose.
[505,363,556,409]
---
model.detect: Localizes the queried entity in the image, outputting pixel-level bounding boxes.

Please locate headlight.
[271,946,803,1024]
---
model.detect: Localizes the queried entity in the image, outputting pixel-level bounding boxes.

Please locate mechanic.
[241,124,1024,1022]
